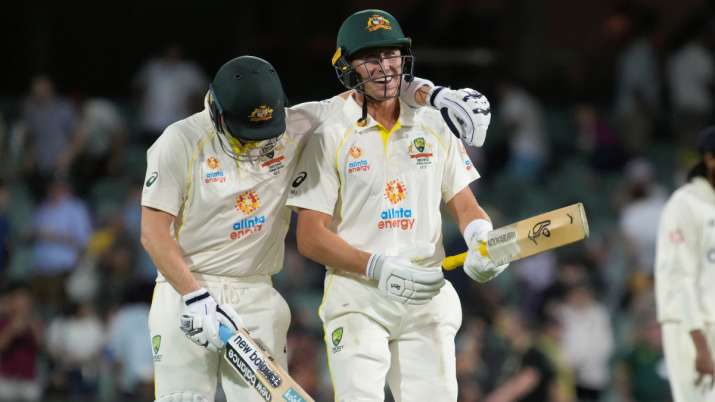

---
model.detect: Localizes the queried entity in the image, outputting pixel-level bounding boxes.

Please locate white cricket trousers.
[149,273,291,402]
[662,322,715,402]
[320,273,462,402]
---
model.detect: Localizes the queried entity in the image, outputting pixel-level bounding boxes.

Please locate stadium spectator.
[0,282,42,402]
[30,177,92,313]
[574,102,627,172]
[133,44,207,148]
[496,78,548,182]
[45,302,104,401]
[69,98,127,196]
[557,283,614,402]
[668,19,715,148]
[613,5,661,154]
[21,75,80,198]
[107,282,154,401]
[0,181,10,275]
[615,314,671,402]
[484,309,560,402]
[618,158,667,276]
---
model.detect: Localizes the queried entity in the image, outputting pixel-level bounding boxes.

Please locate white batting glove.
[179,288,243,352]
[366,254,444,305]
[429,86,491,147]
[462,219,509,283]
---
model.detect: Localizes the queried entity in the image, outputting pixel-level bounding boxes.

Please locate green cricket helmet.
[208,56,287,143]
[332,9,414,96]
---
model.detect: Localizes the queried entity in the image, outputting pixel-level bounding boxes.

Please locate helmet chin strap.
[355,76,404,127]
[358,95,369,127]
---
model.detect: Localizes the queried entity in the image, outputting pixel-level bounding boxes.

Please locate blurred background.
[1,0,714,401]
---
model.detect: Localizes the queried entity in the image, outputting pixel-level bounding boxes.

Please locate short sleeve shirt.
[141,101,328,278]
[286,94,479,268]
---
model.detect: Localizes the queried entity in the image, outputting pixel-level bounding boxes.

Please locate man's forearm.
[296,211,370,276]
[447,187,490,234]
[141,231,200,295]
[691,329,710,354]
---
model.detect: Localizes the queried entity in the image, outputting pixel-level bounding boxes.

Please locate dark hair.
[687,160,708,181]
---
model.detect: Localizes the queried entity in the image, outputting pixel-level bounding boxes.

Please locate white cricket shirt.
[286,93,479,268]
[655,176,715,329]
[141,100,328,278]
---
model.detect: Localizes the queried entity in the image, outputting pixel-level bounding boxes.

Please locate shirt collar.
[342,92,416,132]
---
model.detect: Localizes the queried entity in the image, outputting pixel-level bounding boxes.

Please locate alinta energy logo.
[205,156,227,184]
[231,190,267,240]
[379,179,415,231]
[347,145,370,174]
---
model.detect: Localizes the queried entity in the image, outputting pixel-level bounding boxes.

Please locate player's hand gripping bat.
[442,203,589,270]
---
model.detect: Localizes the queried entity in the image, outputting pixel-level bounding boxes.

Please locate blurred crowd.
[1,2,714,402]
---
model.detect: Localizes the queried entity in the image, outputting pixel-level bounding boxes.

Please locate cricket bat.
[442,203,589,270]
[219,325,314,402]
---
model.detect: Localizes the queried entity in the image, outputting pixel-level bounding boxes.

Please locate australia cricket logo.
[366,14,392,31]
[331,327,344,353]
[152,335,162,361]
[408,137,433,168]
[528,220,551,245]
[248,105,273,122]
[414,137,425,152]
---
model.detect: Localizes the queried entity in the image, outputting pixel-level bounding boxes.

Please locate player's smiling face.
[351,47,403,100]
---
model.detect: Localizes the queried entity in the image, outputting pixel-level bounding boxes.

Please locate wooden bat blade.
[443,203,589,270]
[220,325,315,402]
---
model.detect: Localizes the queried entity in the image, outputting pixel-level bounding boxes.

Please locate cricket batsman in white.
[140,51,491,401]
[656,126,715,402]
[287,9,508,401]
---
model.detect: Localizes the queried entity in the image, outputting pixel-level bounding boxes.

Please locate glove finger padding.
[373,255,444,305]
[463,251,509,283]
[180,313,219,352]
[440,107,463,141]
[411,269,445,289]
[179,288,226,352]
[431,86,490,147]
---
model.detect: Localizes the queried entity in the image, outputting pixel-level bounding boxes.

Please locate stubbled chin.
[366,84,399,99]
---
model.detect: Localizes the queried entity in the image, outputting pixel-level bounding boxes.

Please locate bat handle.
[219,324,235,343]
[441,242,488,271]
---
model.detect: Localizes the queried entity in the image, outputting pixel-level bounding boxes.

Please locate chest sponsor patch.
[235,190,260,215]
[347,145,370,174]
[205,156,227,183]
[230,190,266,240]
[230,215,267,240]
[379,179,415,230]
[408,137,433,169]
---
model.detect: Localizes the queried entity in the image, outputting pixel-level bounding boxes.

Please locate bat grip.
[441,242,488,271]
[219,324,234,343]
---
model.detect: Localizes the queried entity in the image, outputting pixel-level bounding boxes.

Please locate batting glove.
[462,219,509,283]
[179,288,243,352]
[366,254,444,305]
[429,86,491,147]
